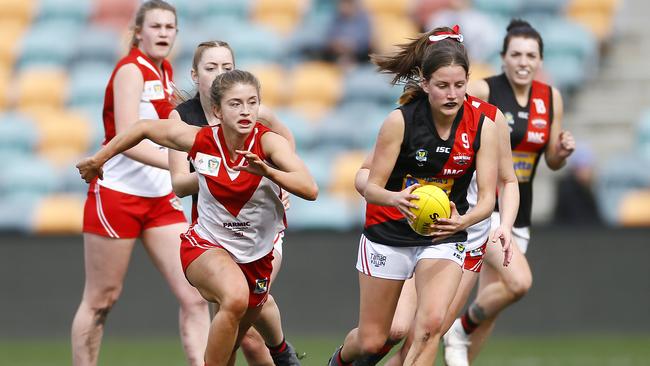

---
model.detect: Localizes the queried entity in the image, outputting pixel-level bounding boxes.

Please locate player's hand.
[557,130,575,159]
[234,150,271,176]
[281,189,291,210]
[429,201,465,241]
[392,184,420,222]
[490,224,513,267]
[76,156,104,183]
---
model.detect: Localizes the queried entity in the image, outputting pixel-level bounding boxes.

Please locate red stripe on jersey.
[438,100,483,179]
[513,80,552,153]
[364,203,405,227]
[102,47,175,144]
[466,94,497,121]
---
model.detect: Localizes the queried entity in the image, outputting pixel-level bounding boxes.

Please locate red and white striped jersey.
[99,47,175,197]
[188,123,286,263]
[465,94,498,209]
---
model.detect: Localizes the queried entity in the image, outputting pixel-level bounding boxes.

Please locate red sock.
[267,339,288,355]
[461,309,479,334]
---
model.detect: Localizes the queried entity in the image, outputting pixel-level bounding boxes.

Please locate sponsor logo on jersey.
[169,197,183,211]
[142,80,166,101]
[532,118,547,129]
[223,222,252,228]
[443,168,464,176]
[436,146,451,154]
[370,253,387,268]
[527,131,545,144]
[452,153,472,166]
[253,278,269,294]
[415,149,428,166]
[518,111,529,119]
[468,247,484,257]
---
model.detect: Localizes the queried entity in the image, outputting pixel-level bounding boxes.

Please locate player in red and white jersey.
[328,26,499,366]
[76,70,318,366]
[170,41,303,365]
[72,2,209,366]
[443,20,575,366]
[347,95,518,366]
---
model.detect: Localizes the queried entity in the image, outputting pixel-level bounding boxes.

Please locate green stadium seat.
[74,25,120,64]
[0,112,38,154]
[35,0,91,25]
[0,155,59,199]
[286,192,361,231]
[473,0,523,17]
[0,195,38,233]
[67,62,112,108]
[17,21,80,69]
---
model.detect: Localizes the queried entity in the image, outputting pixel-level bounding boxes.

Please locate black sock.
[461,309,479,334]
[267,338,287,355]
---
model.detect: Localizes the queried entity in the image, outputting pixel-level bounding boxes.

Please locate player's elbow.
[304,182,318,201]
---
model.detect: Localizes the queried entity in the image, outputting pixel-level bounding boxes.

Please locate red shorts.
[463,241,488,273]
[83,180,187,238]
[180,229,274,308]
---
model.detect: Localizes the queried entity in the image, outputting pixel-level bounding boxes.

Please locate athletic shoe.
[271,341,303,366]
[443,318,470,366]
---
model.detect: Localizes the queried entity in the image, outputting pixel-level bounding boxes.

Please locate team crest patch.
[452,153,472,166]
[254,278,269,294]
[415,149,428,166]
[193,152,221,177]
[455,243,466,253]
[169,196,183,211]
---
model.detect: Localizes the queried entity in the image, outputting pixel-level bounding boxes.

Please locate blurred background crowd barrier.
[0,0,649,234]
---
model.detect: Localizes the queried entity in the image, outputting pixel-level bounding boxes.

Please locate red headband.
[428,25,464,43]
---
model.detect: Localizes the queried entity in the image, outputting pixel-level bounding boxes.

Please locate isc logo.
[436,146,450,153]
[527,131,545,144]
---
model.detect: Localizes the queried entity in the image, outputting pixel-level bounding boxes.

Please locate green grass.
[1,335,649,366]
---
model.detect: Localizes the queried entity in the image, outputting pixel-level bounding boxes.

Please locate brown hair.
[371,26,470,105]
[192,40,235,71]
[130,0,177,47]
[210,70,261,109]
[501,19,544,59]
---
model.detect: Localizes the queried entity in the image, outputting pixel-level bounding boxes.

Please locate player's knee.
[508,273,532,300]
[179,291,209,313]
[388,323,409,343]
[220,290,249,319]
[358,334,389,355]
[416,312,445,339]
[239,331,264,354]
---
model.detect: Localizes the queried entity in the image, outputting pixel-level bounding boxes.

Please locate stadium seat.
[371,15,419,55]
[285,192,360,231]
[472,0,523,17]
[17,20,81,69]
[59,163,89,194]
[0,112,38,154]
[469,62,497,82]
[542,19,598,61]
[35,0,91,25]
[0,67,9,108]
[361,0,410,18]
[0,195,38,233]
[298,148,335,190]
[329,150,368,199]
[226,25,286,64]
[67,62,112,108]
[251,0,307,35]
[342,64,401,106]
[16,67,68,111]
[90,0,138,30]
[32,194,85,234]
[247,63,288,108]
[542,54,586,92]
[195,0,251,23]
[274,109,317,150]
[0,155,59,199]
[74,25,120,65]
[596,156,650,225]
[0,0,36,28]
[0,20,24,71]
[316,102,385,150]
[566,0,620,42]
[27,108,93,166]
[520,0,567,15]
[618,190,650,227]
[287,61,343,121]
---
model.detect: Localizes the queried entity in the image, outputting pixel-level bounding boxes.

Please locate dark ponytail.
[371,26,470,105]
[501,19,544,58]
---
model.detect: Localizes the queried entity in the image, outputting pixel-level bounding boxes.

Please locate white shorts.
[356,234,466,280]
[273,231,284,258]
[466,215,491,252]
[489,212,531,253]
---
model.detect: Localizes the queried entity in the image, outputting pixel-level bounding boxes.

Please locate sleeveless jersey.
[176,95,209,221]
[486,73,553,227]
[188,123,285,263]
[100,47,175,197]
[465,94,498,209]
[364,97,486,247]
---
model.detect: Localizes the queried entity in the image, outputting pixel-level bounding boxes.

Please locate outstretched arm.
[77,119,199,183]
[167,110,200,197]
[354,149,374,197]
[545,87,575,170]
[235,132,318,201]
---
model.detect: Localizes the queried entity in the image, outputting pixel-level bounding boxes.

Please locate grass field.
[1,335,649,366]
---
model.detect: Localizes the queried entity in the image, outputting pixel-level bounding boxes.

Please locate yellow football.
[408,185,451,236]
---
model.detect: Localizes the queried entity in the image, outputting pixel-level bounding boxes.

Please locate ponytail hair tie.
[428,24,464,43]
